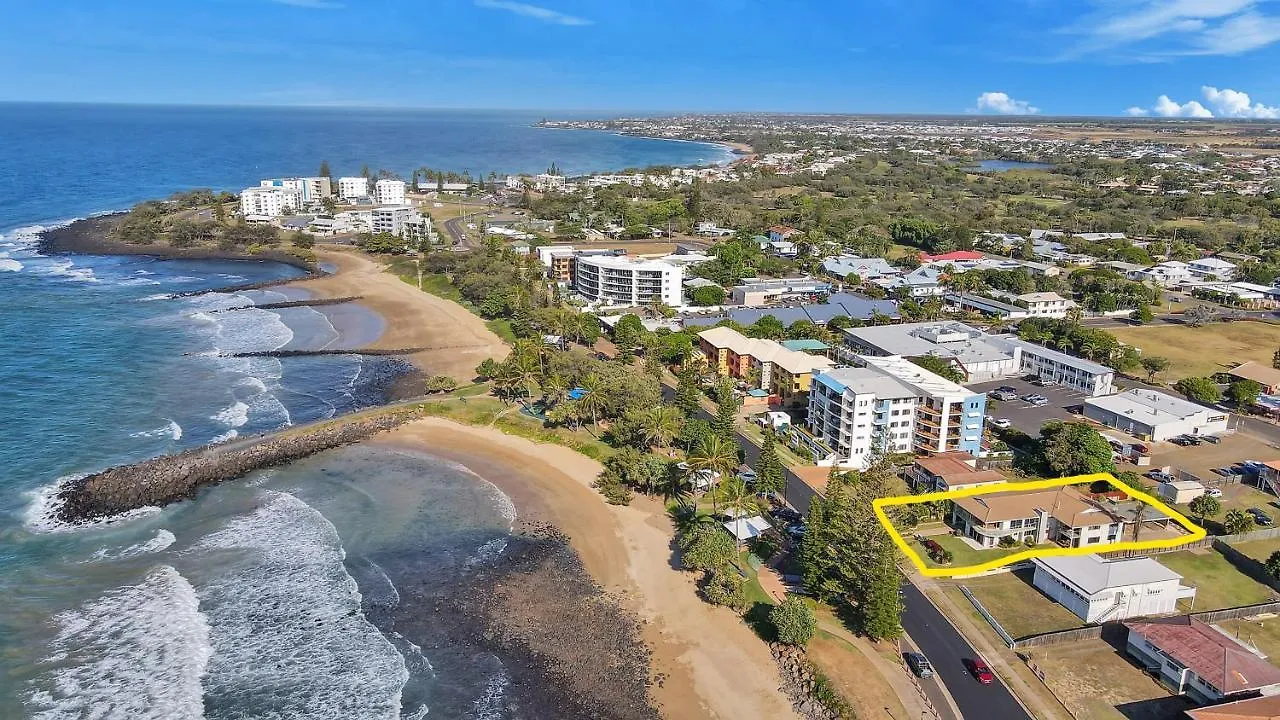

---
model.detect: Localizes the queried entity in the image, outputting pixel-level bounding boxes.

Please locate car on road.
[1248,508,1274,526]
[904,652,934,679]
[965,657,995,685]
[990,418,1012,429]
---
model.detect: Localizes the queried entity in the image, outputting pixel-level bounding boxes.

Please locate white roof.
[724,516,772,542]
[1085,388,1212,424]
[1034,554,1181,596]
[1018,292,1068,303]
[814,366,919,399]
[576,254,679,272]
[859,354,974,399]
[1190,257,1237,269]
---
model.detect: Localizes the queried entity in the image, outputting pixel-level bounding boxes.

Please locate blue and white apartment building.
[807,354,987,469]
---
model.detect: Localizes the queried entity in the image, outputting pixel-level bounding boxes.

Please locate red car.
[965,657,995,685]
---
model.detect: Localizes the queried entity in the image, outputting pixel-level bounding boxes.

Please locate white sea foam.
[30,258,100,283]
[471,669,511,720]
[26,565,212,720]
[440,459,519,529]
[0,258,22,272]
[130,419,183,441]
[465,538,509,569]
[24,477,162,534]
[88,529,178,562]
[191,491,408,719]
[139,293,172,302]
[117,277,162,287]
[210,429,239,444]
[211,401,250,429]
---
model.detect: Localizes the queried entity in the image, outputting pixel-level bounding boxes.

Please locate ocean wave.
[88,529,178,562]
[440,459,519,529]
[130,419,183,441]
[464,538,509,569]
[0,258,22,272]
[210,429,239,444]
[190,491,408,719]
[26,565,212,720]
[29,258,100,283]
[139,292,173,302]
[24,477,162,534]
[472,669,512,720]
[211,401,250,429]
[117,277,162,287]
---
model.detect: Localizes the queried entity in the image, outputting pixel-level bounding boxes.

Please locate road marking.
[874,473,1206,577]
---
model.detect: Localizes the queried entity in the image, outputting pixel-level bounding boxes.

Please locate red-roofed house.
[1187,694,1280,719]
[920,250,984,264]
[768,225,799,242]
[1124,617,1280,704]
[904,452,1007,492]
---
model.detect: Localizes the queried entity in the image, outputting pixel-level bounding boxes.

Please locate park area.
[1108,321,1280,380]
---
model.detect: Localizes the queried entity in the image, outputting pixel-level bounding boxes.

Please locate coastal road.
[900,582,1033,720]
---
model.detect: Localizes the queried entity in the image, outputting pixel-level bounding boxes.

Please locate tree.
[1273,346,1280,370]
[1265,550,1280,579]
[910,354,964,383]
[675,364,703,418]
[678,524,736,572]
[1174,377,1222,405]
[754,430,786,498]
[475,357,501,380]
[701,568,748,611]
[613,313,646,360]
[770,596,816,646]
[1140,356,1171,384]
[1035,421,1115,477]
[639,405,684,450]
[1228,379,1263,409]
[575,373,607,426]
[689,285,726,306]
[712,382,740,444]
[1188,495,1221,525]
[425,375,457,394]
[689,435,740,512]
[319,160,331,178]
[1131,305,1154,324]
[1224,509,1256,535]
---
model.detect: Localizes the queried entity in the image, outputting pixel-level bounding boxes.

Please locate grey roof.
[1034,555,1181,596]
[679,295,898,328]
[1085,388,1213,423]
[814,366,919,399]
[822,255,899,279]
[993,336,1115,375]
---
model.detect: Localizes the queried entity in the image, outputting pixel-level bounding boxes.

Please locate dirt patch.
[1025,637,1192,720]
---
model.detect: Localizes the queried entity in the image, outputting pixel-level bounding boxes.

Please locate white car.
[990,418,1012,429]
[1207,488,1223,498]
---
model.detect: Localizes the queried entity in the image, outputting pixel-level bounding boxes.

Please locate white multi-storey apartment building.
[374,179,407,206]
[533,173,566,191]
[338,176,370,200]
[239,186,302,218]
[572,255,683,307]
[806,355,988,468]
[260,177,331,202]
[371,206,432,244]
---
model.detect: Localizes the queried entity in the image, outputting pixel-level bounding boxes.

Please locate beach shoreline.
[377,417,801,720]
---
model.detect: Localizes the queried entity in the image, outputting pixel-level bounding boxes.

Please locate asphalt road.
[900,582,1033,720]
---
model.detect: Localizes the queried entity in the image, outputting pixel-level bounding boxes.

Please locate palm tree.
[688,435,740,514]
[658,467,694,510]
[540,373,568,407]
[718,476,757,543]
[640,406,683,451]
[576,373,607,427]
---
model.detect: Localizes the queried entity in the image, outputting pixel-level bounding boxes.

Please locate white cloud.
[269,0,344,8]
[974,91,1040,115]
[1128,86,1280,118]
[1060,0,1280,59]
[1202,85,1280,117]
[474,0,592,26]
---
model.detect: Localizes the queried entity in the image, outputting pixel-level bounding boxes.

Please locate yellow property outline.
[873,473,1207,578]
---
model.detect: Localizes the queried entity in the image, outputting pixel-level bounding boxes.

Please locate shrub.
[701,568,748,611]
[998,536,1018,549]
[678,524,737,572]
[425,375,458,394]
[592,471,634,506]
[770,596,817,646]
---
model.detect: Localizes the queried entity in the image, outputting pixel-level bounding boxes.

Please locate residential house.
[946,292,1031,320]
[822,255,900,282]
[948,485,1127,549]
[1124,616,1280,704]
[1227,362,1280,394]
[904,452,1007,492]
[1018,292,1073,318]
[1132,261,1194,287]
[768,225,799,243]
[1188,257,1238,281]
[1186,695,1280,719]
[1031,555,1195,623]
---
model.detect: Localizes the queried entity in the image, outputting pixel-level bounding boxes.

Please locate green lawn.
[419,396,616,460]
[912,533,1025,570]
[1157,549,1277,611]
[1227,537,1280,565]
[951,570,1085,638]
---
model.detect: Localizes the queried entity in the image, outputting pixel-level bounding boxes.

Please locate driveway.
[900,582,1033,720]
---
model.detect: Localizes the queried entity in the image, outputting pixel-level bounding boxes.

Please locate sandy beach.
[377,417,801,720]
[289,247,509,381]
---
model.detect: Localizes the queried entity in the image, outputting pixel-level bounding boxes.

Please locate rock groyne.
[55,405,425,525]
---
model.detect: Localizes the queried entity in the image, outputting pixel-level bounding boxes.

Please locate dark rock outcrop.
[55,406,424,524]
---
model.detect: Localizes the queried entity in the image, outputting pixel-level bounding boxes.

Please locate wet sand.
[287,248,509,381]
[376,418,801,720]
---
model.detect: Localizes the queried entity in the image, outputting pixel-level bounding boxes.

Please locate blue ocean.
[0,104,729,718]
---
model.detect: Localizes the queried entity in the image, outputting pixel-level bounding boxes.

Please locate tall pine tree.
[675,364,702,418]
[712,379,739,444]
[755,430,786,498]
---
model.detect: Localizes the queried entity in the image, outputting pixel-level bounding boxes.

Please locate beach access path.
[378,417,802,720]
[289,248,509,381]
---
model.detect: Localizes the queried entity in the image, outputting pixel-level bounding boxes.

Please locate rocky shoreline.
[54,405,425,525]
[38,213,316,271]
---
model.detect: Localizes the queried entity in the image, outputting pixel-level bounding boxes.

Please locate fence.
[1191,601,1280,623]
[1211,539,1280,595]
[1098,536,1214,560]
[958,584,1017,648]
[1012,624,1108,649]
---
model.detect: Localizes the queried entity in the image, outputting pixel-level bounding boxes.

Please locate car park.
[965,658,995,685]
[904,652,934,679]
[1248,508,1274,526]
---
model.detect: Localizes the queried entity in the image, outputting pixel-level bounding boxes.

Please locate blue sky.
[2,0,1279,117]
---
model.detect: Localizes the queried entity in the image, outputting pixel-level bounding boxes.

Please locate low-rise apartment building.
[371,206,432,243]
[697,327,833,407]
[338,176,370,200]
[1124,617,1280,704]
[1187,257,1238,281]
[374,179,406,206]
[573,254,683,307]
[1031,555,1194,623]
[1018,292,1073,318]
[260,176,331,202]
[730,278,832,306]
[948,485,1126,549]
[537,245,578,283]
[807,355,986,468]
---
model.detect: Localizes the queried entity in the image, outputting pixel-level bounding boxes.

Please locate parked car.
[904,652,934,679]
[990,390,1017,401]
[1202,435,1221,444]
[1145,470,1175,483]
[1242,461,1266,473]
[769,507,801,523]
[1032,378,1057,387]
[965,657,995,685]
[1028,396,1049,407]
[990,418,1012,429]
[1248,508,1274,526]
[1170,436,1196,447]
[1207,488,1224,498]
